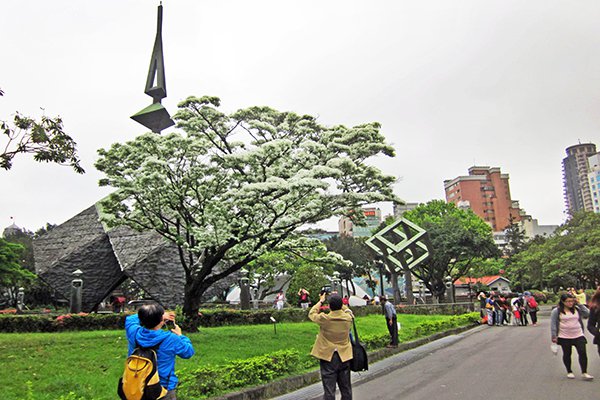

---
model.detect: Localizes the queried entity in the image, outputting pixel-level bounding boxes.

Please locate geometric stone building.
[33,204,185,312]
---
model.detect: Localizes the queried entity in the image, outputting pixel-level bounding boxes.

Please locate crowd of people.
[478,291,539,327]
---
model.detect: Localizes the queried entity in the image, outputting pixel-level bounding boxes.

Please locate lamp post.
[332,271,341,294]
[445,275,454,304]
[239,268,250,310]
[252,273,263,309]
[376,259,385,298]
[70,269,83,313]
[467,268,473,301]
[414,280,423,304]
[16,287,25,314]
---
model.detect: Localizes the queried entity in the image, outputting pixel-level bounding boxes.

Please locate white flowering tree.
[96,96,397,317]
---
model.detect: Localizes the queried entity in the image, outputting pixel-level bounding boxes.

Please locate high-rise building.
[444,166,522,231]
[338,207,382,237]
[562,143,597,214]
[587,152,600,213]
[393,202,420,219]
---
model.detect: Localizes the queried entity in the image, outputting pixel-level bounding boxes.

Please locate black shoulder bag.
[350,318,368,372]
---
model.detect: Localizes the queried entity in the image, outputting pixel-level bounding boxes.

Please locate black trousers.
[387,315,398,345]
[558,336,588,373]
[319,352,352,400]
[529,311,538,324]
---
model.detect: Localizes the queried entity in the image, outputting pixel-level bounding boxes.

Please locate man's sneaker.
[567,373,575,379]
[582,373,594,380]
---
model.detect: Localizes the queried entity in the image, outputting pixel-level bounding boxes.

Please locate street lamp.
[467,268,474,301]
[332,271,341,294]
[239,268,250,310]
[70,269,84,313]
[376,259,385,298]
[445,275,454,304]
[252,273,264,309]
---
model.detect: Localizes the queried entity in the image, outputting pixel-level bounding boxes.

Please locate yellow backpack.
[117,339,167,400]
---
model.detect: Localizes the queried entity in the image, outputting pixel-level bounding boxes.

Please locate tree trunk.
[404,267,414,304]
[182,279,208,318]
[390,268,402,303]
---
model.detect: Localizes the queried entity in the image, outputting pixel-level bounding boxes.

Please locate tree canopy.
[508,211,600,290]
[0,238,34,289]
[402,200,499,301]
[96,95,397,316]
[1,113,84,173]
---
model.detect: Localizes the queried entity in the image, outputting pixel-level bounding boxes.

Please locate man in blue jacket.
[125,303,195,399]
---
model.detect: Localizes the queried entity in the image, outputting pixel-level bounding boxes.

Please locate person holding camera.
[125,303,195,399]
[309,292,354,400]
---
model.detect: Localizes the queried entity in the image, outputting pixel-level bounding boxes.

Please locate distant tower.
[3,218,21,238]
[562,143,597,214]
[130,3,175,133]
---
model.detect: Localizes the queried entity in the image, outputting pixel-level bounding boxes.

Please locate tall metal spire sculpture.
[131,3,175,133]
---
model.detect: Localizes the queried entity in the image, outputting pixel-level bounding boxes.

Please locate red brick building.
[444,166,522,231]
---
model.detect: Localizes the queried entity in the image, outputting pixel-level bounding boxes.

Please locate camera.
[320,285,332,296]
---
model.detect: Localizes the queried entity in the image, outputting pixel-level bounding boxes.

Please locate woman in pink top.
[550,293,593,380]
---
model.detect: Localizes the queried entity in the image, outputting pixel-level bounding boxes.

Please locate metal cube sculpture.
[365,218,431,273]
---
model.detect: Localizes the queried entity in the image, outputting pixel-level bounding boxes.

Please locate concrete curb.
[211,323,482,400]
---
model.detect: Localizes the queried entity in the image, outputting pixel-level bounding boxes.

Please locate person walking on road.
[518,294,529,326]
[308,293,354,400]
[586,288,600,357]
[485,294,495,326]
[525,292,539,326]
[381,296,398,347]
[550,293,593,380]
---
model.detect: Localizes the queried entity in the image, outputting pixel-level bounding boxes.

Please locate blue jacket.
[125,314,195,390]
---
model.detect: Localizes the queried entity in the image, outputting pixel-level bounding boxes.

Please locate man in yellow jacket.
[309,292,354,400]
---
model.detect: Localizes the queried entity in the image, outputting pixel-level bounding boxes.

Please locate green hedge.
[0,313,127,333]
[360,313,479,349]
[177,350,307,399]
[0,306,476,333]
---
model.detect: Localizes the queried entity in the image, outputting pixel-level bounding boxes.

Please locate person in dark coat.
[587,288,600,357]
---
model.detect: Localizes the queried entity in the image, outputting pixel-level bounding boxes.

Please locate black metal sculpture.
[131,3,175,133]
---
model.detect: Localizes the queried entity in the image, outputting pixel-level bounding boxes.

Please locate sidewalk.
[212,322,484,400]
[271,325,486,400]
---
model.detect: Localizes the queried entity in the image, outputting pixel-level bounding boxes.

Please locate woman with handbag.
[550,293,593,380]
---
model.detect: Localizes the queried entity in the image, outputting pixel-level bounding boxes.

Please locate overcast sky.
[2,1,600,233]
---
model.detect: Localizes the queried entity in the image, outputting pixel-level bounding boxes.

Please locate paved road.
[275,312,600,400]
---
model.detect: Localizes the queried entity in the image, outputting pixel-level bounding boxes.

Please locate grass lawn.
[1,314,462,400]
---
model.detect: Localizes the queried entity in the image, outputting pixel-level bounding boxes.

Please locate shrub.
[0,305,478,333]
[0,313,127,333]
[178,350,302,399]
